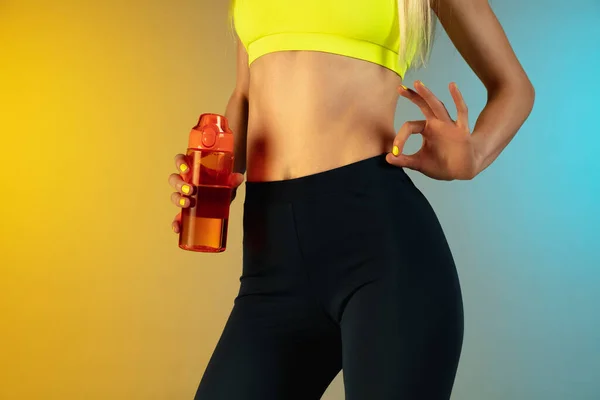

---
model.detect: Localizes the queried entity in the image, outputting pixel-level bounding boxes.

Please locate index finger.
[174,154,189,174]
[392,120,427,151]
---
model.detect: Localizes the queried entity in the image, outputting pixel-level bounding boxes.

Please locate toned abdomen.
[245,50,403,182]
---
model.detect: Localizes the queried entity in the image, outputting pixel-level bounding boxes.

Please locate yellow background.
[1,0,323,398]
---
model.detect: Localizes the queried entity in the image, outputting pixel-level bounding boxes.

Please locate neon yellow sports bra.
[232,0,411,78]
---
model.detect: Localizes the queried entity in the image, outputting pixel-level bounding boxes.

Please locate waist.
[244,152,412,204]
[245,128,396,182]
[244,100,398,181]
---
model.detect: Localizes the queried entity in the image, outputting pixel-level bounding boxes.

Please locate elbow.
[514,80,535,122]
[529,82,535,112]
[232,89,249,103]
[232,80,250,103]
[523,81,535,118]
[514,74,535,110]
[521,79,535,112]
[489,76,535,116]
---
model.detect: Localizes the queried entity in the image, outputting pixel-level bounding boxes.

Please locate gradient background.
[1,0,598,399]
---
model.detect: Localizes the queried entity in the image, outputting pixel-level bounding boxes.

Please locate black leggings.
[194,153,464,400]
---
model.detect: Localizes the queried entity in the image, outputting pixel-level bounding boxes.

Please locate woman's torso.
[234,0,405,181]
[245,50,403,182]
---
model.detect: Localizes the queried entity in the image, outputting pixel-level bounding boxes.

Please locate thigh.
[194,293,342,400]
[340,254,464,400]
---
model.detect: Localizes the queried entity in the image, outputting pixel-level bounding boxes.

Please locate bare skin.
[170,0,535,232]
[243,50,402,181]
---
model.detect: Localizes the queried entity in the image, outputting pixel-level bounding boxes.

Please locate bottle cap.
[188,113,234,152]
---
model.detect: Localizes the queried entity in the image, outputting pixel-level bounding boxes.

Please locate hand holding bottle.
[169,113,240,252]
[168,154,244,234]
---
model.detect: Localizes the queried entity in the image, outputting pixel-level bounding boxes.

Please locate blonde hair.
[226,0,437,76]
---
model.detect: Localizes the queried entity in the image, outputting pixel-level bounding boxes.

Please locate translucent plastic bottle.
[179,113,235,253]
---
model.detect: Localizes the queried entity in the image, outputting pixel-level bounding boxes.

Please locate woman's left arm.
[433,0,535,174]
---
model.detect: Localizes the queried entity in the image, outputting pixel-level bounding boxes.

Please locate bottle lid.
[188,113,234,152]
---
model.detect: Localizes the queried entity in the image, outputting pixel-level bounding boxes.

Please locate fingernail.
[179,164,188,173]
[181,184,191,194]
[172,225,177,233]
[419,81,427,88]
[392,145,399,156]
[400,84,408,91]
[179,198,186,207]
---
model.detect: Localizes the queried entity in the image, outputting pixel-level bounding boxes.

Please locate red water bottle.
[179,113,235,253]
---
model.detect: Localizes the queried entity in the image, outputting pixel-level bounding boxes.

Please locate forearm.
[471,80,535,175]
[224,91,249,175]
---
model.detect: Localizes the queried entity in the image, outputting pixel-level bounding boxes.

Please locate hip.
[242,153,453,266]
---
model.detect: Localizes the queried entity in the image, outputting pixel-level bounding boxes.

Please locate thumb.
[385,119,426,171]
[229,172,245,188]
[385,152,421,171]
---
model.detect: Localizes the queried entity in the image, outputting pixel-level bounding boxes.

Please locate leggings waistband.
[244,153,410,203]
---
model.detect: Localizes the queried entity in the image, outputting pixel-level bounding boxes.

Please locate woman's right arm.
[226,34,250,175]
[169,33,250,233]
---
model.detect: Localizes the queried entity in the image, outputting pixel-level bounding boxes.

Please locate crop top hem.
[246,32,407,78]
